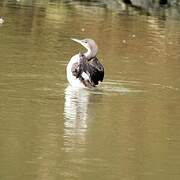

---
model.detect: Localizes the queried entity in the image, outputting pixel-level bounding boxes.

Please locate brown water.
[0,1,180,180]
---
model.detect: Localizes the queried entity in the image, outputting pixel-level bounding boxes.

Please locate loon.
[66,38,104,88]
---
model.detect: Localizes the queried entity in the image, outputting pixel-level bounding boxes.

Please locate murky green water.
[1,0,180,180]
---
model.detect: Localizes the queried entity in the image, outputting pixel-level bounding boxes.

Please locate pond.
[0,0,180,180]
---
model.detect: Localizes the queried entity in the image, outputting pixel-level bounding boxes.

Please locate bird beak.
[71,38,84,46]
[71,38,83,45]
[71,38,89,51]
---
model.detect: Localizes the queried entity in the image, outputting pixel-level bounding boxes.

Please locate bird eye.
[84,41,87,43]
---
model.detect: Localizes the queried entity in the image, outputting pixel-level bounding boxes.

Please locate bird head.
[71,38,98,59]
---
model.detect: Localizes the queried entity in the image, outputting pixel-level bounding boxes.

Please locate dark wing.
[71,55,104,87]
[87,57,104,85]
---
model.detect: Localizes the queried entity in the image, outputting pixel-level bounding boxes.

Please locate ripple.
[98,79,180,95]
[151,83,180,92]
[98,80,146,95]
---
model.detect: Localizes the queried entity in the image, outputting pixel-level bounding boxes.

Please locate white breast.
[66,54,85,88]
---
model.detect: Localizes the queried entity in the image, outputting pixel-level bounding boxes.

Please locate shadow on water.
[64,85,90,127]
[63,85,103,153]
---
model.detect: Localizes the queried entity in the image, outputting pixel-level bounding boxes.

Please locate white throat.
[84,47,98,59]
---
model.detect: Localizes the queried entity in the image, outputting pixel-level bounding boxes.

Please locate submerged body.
[67,38,104,88]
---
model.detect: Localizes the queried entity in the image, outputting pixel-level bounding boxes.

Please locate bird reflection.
[63,85,90,152]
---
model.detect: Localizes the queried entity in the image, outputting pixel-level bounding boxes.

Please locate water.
[0,1,180,180]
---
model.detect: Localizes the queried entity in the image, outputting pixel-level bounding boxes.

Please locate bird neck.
[84,48,97,60]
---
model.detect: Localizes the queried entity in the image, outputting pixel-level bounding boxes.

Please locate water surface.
[0,1,180,180]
